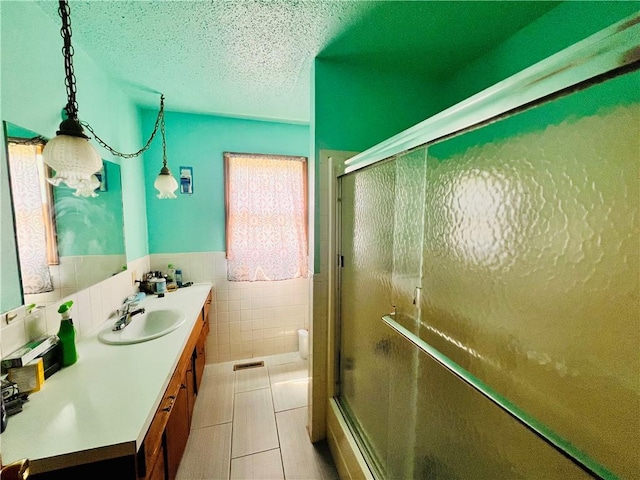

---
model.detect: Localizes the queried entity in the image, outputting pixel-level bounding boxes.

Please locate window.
[224,152,308,281]
[7,140,58,294]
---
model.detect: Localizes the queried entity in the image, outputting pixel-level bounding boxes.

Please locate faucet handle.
[119,301,135,316]
[127,301,139,313]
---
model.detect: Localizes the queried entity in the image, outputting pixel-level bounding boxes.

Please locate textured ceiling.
[37,1,559,123]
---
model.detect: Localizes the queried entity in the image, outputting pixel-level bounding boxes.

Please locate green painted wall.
[439,1,640,110]
[314,59,445,155]
[141,110,310,254]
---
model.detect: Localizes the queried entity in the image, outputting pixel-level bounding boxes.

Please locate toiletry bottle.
[155,277,167,295]
[167,264,176,288]
[57,300,78,367]
[175,269,182,287]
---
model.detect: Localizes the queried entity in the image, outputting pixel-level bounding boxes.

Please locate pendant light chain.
[58,0,164,159]
[58,0,79,121]
[161,106,168,168]
[81,95,166,159]
[46,1,175,198]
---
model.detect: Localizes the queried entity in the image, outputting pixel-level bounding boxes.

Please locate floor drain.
[233,361,265,371]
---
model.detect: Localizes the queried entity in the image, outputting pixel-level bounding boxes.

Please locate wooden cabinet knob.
[162,395,177,412]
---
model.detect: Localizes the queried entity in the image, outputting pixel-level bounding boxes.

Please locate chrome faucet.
[112,300,146,331]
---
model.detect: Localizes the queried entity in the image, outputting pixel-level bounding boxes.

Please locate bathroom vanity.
[1,283,212,480]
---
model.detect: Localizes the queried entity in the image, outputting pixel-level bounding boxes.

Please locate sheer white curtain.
[224,152,308,281]
[7,143,54,294]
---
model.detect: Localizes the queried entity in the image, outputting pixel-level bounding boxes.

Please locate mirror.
[3,122,126,309]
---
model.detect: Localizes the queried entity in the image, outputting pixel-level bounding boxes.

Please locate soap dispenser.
[57,300,78,367]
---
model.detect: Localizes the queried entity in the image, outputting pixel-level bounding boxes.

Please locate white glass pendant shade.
[42,133,102,197]
[154,169,178,199]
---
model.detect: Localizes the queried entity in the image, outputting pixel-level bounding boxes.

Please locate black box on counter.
[40,343,61,379]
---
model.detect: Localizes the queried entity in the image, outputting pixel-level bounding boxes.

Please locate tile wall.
[149,252,310,363]
[1,251,310,366]
[0,255,149,360]
[24,254,127,307]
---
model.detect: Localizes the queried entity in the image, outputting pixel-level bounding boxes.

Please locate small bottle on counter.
[167,264,176,285]
[56,300,78,367]
[175,269,183,287]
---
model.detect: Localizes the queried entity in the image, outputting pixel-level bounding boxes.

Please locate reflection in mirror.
[0,125,22,314]
[4,122,126,308]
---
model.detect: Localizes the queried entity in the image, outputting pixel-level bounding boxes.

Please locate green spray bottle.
[57,300,78,367]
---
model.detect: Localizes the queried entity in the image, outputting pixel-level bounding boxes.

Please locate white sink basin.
[98,309,186,345]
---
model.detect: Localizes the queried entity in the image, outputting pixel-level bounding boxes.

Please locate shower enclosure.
[334,15,639,480]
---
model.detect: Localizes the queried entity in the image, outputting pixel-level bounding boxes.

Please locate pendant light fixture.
[42,0,101,197]
[153,106,178,199]
[43,0,178,199]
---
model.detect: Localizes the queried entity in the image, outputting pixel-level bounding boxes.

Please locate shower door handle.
[413,287,421,306]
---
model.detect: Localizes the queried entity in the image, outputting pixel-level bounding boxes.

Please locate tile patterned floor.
[177,353,338,480]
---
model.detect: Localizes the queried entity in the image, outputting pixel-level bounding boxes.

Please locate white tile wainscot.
[0,255,151,361]
[149,252,311,363]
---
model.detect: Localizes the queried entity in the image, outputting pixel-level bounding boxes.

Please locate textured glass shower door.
[338,149,427,478]
[338,160,396,477]
[418,70,639,478]
[337,68,639,479]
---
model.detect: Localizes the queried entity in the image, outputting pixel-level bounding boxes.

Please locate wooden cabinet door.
[146,443,166,480]
[186,357,196,425]
[165,371,190,480]
[194,330,206,393]
[140,420,167,479]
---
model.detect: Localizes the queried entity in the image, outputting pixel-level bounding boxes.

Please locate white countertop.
[0,283,212,473]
